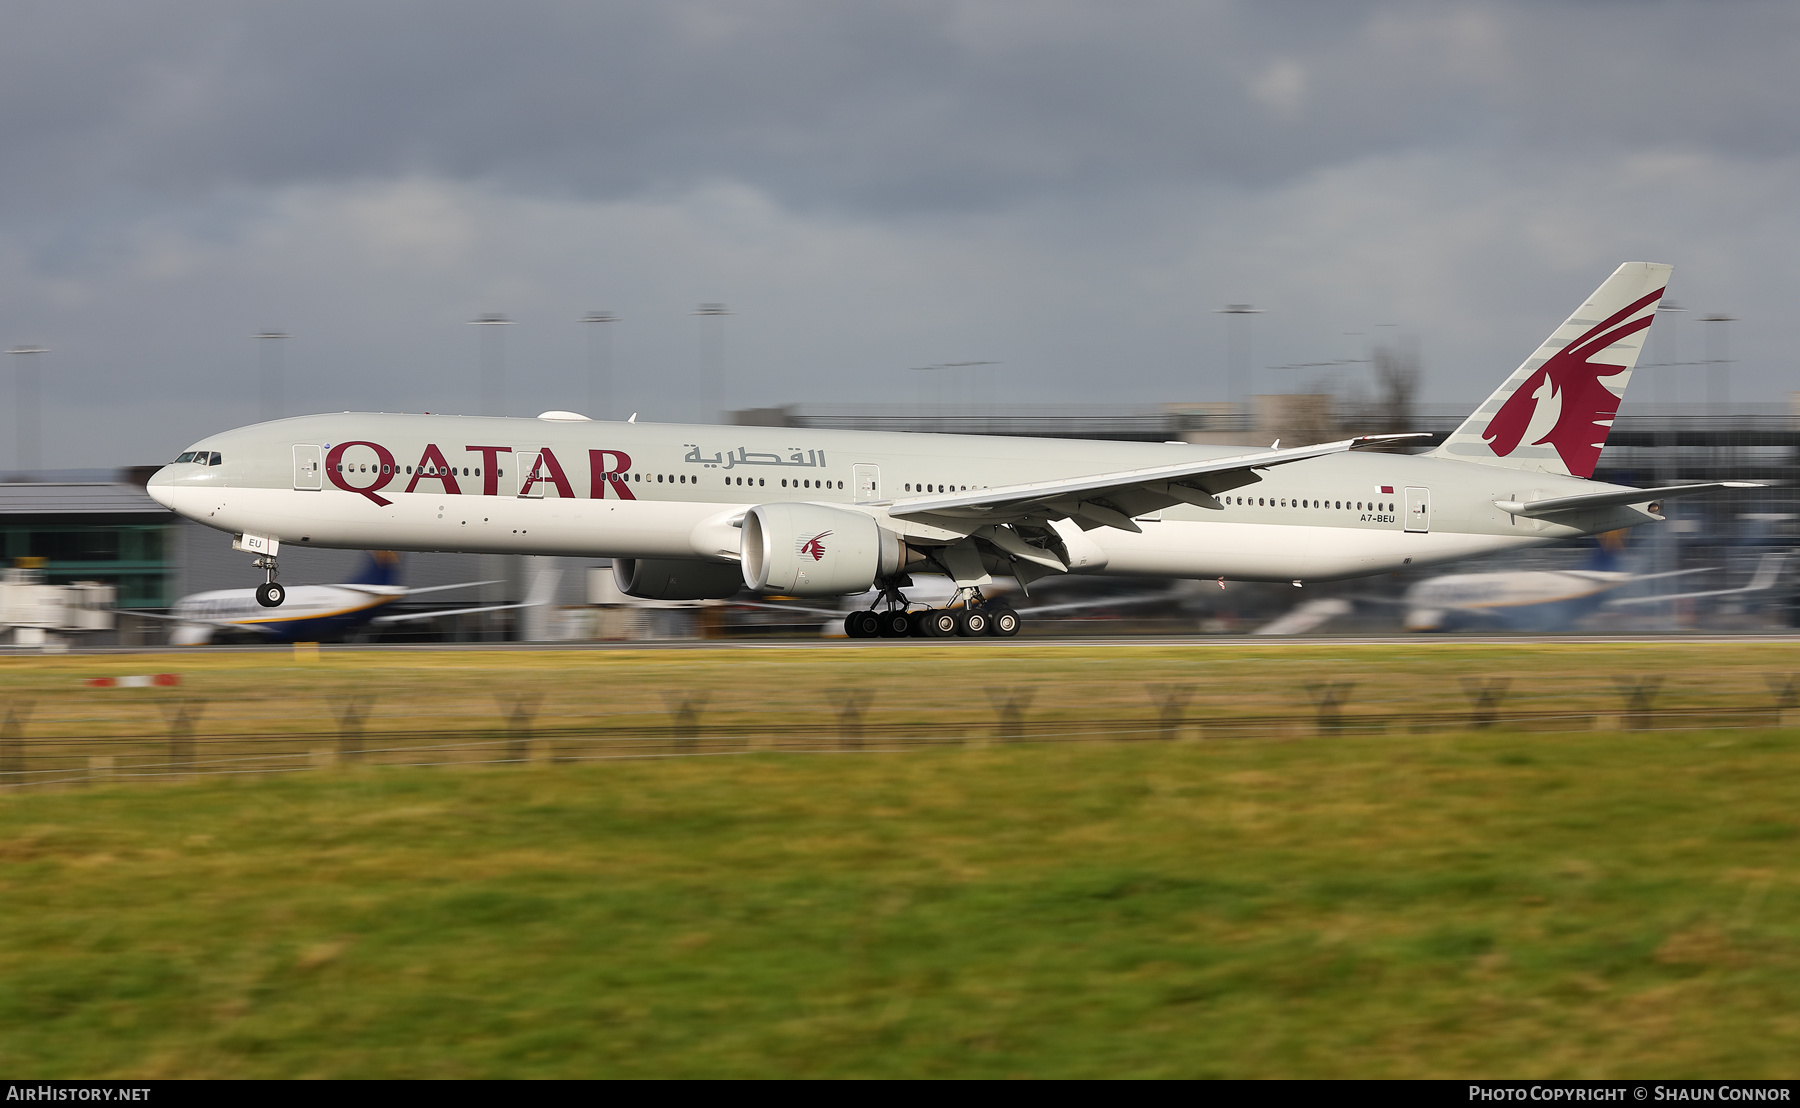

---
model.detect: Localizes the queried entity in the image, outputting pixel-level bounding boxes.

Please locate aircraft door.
[1405,486,1431,533]
[853,464,881,503]
[516,452,544,498]
[293,444,323,490]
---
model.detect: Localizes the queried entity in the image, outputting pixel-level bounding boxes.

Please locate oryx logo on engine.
[797,531,832,561]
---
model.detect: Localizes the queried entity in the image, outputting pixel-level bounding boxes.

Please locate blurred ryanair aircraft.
[1397,548,1786,632]
[1257,538,1787,635]
[142,552,554,644]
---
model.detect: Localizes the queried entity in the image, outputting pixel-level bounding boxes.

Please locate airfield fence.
[2,660,1799,792]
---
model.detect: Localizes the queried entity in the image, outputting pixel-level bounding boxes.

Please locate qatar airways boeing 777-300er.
[146,262,1757,638]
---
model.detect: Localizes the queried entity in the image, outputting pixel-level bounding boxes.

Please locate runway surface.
[32,632,1800,655]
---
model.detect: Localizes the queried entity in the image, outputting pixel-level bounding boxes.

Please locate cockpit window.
[174,452,196,463]
[208,452,222,466]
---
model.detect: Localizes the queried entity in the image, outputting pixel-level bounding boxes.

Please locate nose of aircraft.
[145,465,177,509]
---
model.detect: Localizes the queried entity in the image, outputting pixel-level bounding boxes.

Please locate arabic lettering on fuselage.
[682,444,826,470]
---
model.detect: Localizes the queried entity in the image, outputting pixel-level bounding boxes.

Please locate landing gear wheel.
[845,611,880,639]
[256,581,286,608]
[926,609,959,637]
[987,607,1020,637]
[956,608,989,637]
[877,610,913,638]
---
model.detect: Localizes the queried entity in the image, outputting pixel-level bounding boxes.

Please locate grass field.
[3,643,1799,1076]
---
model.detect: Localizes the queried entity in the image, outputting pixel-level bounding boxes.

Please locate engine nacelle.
[742,502,905,596]
[613,558,744,601]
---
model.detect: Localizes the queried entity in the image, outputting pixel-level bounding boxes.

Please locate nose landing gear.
[253,555,285,607]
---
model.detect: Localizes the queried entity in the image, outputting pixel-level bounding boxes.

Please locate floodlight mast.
[255,331,288,422]
[8,345,47,475]
[693,303,730,424]
[1215,303,1263,420]
[580,311,618,421]
[468,313,514,416]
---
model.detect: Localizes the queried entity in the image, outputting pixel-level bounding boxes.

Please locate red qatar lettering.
[405,444,462,495]
[465,446,510,495]
[325,441,397,506]
[589,449,636,500]
[520,447,576,498]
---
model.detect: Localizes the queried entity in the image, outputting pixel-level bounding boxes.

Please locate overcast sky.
[3,0,1797,466]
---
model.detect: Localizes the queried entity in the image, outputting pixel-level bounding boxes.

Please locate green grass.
[4,722,1800,1076]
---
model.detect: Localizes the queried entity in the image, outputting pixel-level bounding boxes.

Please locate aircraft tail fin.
[350,550,402,587]
[1429,262,1671,479]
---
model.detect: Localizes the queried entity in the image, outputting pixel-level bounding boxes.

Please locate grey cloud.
[9,0,1796,224]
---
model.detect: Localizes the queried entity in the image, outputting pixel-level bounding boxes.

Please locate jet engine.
[613,558,745,601]
[742,502,908,596]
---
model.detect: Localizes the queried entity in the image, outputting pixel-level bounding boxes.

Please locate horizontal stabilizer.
[1494,481,1763,519]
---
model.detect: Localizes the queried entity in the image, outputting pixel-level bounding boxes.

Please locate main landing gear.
[253,555,285,608]
[843,583,1021,640]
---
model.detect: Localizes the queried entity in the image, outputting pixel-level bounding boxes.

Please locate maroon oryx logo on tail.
[797,531,832,561]
[1481,286,1662,479]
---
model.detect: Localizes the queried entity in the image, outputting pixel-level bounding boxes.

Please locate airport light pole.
[469,313,513,417]
[1700,313,1736,416]
[1216,304,1263,427]
[910,362,999,430]
[8,345,47,475]
[694,303,730,424]
[1649,301,1686,633]
[580,311,618,421]
[256,331,288,422]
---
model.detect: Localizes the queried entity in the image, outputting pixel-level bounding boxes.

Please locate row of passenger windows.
[173,451,222,466]
[719,476,844,489]
[1226,496,1395,512]
[325,465,850,490]
[905,483,968,493]
[334,464,487,476]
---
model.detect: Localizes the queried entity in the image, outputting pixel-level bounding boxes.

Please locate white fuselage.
[147,413,1653,587]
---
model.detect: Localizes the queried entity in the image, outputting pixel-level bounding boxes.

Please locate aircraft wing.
[372,567,560,624]
[337,579,502,598]
[1495,482,1764,520]
[1607,553,1787,606]
[1015,587,1187,616]
[733,599,855,618]
[885,433,1429,532]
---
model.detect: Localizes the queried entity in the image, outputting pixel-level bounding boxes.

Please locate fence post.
[496,693,543,764]
[1145,684,1195,740]
[1611,675,1663,731]
[833,696,868,751]
[1303,681,1355,737]
[331,693,375,762]
[1767,674,1800,727]
[1459,677,1511,729]
[157,699,206,778]
[986,687,1036,742]
[662,691,709,753]
[1,700,33,785]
